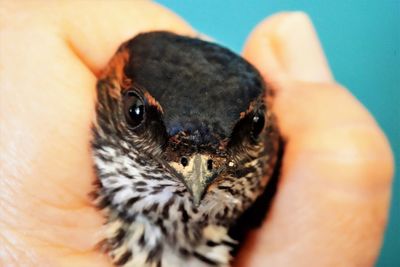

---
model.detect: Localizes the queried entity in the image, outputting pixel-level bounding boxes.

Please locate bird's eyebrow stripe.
[238,97,265,120]
[99,48,130,85]
[143,91,164,113]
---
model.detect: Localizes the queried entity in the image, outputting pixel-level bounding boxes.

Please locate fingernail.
[273,12,333,82]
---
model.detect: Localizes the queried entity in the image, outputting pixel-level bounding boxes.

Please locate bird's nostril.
[180,157,188,167]
[207,159,213,171]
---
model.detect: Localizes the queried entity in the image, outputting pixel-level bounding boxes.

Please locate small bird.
[92,31,280,267]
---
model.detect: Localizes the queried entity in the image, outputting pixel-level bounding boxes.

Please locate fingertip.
[62,1,196,75]
[243,12,291,85]
[244,12,333,84]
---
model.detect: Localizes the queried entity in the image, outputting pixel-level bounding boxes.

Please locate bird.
[91,31,280,267]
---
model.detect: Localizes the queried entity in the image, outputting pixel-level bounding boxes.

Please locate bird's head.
[93,31,279,236]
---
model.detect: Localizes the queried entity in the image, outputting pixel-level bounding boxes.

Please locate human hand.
[235,12,394,267]
[0,2,393,267]
[0,2,194,266]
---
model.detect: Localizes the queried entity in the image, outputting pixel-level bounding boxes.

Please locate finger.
[236,13,394,267]
[62,1,196,74]
[6,1,195,75]
[243,12,333,84]
[243,12,392,146]
[242,12,290,85]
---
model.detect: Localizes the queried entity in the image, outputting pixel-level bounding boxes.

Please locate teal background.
[156,1,399,266]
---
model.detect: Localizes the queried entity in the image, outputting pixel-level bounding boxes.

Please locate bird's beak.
[170,154,215,205]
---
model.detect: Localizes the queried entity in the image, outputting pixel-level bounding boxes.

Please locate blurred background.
[156,0,399,266]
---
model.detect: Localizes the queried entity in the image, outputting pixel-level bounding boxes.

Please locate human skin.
[0,1,394,267]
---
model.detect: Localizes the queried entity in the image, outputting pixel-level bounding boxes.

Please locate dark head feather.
[123,31,265,149]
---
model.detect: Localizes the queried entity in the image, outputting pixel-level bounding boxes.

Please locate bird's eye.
[251,112,265,139]
[123,91,145,128]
